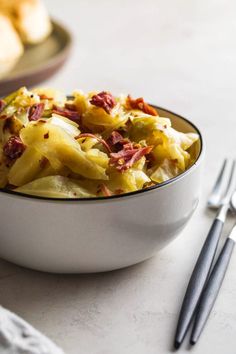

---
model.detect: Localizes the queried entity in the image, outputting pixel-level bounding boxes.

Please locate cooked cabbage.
[0,87,199,198]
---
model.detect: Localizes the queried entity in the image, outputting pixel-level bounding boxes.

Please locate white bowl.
[0,106,204,273]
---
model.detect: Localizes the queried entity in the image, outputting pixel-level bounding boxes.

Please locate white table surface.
[1,0,236,353]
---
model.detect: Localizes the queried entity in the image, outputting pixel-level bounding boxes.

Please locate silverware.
[174,159,236,349]
[190,190,236,344]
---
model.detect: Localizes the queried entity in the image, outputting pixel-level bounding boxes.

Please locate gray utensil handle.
[190,237,235,344]
[174,218,224,349]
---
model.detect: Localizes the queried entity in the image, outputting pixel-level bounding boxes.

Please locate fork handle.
[174,216,225,349]
[190,237,235,344]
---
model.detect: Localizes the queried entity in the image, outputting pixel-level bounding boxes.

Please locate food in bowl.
[0,87,199,198]
[0,101,203,273]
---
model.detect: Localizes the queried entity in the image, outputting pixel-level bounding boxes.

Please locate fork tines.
[208,159,236,208]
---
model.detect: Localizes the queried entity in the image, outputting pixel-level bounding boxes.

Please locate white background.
[0,0,236,353]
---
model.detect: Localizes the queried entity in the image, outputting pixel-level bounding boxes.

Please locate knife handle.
[190,237,235,344]
[174,217,224,349]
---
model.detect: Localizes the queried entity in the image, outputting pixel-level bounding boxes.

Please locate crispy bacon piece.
[106,131,130,152]
[3,136,25,160]
[75,133,112,153]
[107,131,124,146]
[0,99,5,113]
[90,91,116,114]
[38,94,53,100]
[52,105,80,122]
[121,142,134,150]
[126,95,158,116]
[65,103,77,111]
[110,144,153,172]
[29,103,45,121]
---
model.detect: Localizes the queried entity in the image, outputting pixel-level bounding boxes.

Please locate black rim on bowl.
[0,105,204,202]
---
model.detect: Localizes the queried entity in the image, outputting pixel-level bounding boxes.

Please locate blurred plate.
[0,20,72,96]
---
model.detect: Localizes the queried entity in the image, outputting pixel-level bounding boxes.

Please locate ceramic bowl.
[0,106,204,273]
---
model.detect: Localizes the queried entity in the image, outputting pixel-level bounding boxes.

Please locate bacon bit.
[98,183,112,197]
[106,131,130,152]
[3,136,25,160]
[0,115,7,120]
[29,103,45,121]
[110,145,153,172]
[44,132,49,139]
[38,119,47,123]
[65,103,77,111]
[0,99,5,113]
[38,94,53,100]
[126,95,158,116]
[75,133,112,153]
[52,105,80,122]
[107,131,124,145]
[90,91,116,114]
[122,142,134,150]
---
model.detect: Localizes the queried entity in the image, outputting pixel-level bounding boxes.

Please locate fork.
[174,159,236,349]
[190,218,236,344]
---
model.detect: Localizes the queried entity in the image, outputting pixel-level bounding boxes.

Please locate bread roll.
[0,0,52,44]
[0,13,24,77]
